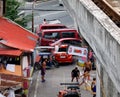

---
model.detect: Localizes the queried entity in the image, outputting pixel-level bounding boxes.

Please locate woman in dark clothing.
[71,67,80,82]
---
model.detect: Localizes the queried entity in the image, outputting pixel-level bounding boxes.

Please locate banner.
[68,45,88,67]
[68,45,88,57]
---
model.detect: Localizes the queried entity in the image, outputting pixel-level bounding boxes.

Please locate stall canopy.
[0,48,22,56]
[0,17,38,91]
[0,17,38,52]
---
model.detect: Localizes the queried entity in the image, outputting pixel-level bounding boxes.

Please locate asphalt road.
[28,63,96,97]
[23,0,96,97]
[19,0,74,31]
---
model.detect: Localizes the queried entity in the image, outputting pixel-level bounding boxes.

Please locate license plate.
[60,56,66,58]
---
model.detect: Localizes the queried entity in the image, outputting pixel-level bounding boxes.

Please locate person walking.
[71,66,80,82]
[91,78,96,97]
[79,70,89,90]
[83,59,92,80]
[41,58,47,82]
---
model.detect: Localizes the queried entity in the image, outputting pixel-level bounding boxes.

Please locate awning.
[0,17,39,52]
[0,49,22,56]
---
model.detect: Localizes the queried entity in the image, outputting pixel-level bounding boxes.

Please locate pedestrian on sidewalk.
[91,78,96,97]
[41,58,47,82]
[83,59,92,80]
[71,66,80,82]
[79,70,89,90]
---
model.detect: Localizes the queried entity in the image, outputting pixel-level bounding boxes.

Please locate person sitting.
[43,19,47,24]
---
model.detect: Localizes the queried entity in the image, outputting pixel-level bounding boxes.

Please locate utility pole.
[3,0,6,15]
[32,0,34,32]
[0,0,4,16]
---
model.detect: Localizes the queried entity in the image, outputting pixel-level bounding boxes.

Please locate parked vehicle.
[38,28,81,46]
[58,83,81,97]
[35,23,67,35]
[53,44,73,64]
[34,52,59,70]
[34,46,59,70]
[49,38,82,47]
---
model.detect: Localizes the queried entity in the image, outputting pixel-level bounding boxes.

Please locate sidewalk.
[78,65,96,94]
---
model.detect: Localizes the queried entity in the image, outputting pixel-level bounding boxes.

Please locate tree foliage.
[4,0,20,20]
[4,0,31,28]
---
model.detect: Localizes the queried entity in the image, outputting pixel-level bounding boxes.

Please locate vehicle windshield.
[58,48,67,52]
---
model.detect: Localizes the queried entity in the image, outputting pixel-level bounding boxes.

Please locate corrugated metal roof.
[0,48,22,56]
[0,17,38,52]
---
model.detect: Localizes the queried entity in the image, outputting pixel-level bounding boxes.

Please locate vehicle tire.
[52,60,59,68]
[34,62,41,71]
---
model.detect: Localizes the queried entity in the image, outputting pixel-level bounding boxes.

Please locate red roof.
[0,17,38,52]
[0,48,22,56]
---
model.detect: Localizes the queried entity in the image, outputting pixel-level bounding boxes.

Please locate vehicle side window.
[62,40,81,46]
[71,40,81,46]
[44,32,60,39]
[62,32,75,38]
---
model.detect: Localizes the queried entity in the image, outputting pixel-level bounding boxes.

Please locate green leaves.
[5,0,20,20]
[4,0,31,29]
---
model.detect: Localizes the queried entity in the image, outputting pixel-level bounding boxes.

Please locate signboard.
[68,45,88,57]
[68,45,88,67]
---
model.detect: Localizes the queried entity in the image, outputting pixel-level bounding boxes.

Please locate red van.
[38,28,81,46]
[35,23,67,35]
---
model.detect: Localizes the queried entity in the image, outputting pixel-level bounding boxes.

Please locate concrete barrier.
[63,0,120,96]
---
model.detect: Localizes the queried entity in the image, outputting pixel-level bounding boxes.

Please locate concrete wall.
[63,0,120,97]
